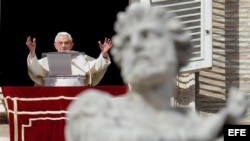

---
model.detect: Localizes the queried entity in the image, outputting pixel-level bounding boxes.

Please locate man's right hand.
[26,36,36,58]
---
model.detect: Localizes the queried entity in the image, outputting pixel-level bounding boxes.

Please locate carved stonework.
[65,3,249,141]
[129,0,140,4]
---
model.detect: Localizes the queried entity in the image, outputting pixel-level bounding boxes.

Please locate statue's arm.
[183,87,249,141]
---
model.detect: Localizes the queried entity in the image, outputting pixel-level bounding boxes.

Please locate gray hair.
[54,31,73,43]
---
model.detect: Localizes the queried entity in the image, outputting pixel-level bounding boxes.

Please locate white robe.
[27,52,111,86]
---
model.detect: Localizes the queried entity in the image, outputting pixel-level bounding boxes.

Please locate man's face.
[119,22,178,86]
[54,35,74,52]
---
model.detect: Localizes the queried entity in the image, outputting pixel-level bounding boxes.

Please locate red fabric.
[2,86,128,141]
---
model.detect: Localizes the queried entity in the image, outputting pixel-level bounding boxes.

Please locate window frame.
[129,0,213,73]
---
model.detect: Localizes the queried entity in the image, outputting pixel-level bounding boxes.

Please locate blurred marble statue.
[65,3,249,141]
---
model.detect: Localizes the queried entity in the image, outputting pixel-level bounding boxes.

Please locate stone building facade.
[196,0,250,123]
[174,0,250,123]
[128,0,250,124]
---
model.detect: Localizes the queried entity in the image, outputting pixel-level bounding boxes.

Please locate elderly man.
[26,31,112,86]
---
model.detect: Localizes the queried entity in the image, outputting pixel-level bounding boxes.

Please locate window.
[130,0,213,73]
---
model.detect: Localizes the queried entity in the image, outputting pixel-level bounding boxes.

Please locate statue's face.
[119,22,178,86]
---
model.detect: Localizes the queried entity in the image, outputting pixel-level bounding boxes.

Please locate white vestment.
[27,52,111,86]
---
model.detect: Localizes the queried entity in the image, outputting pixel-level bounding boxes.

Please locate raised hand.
[26,36,36,57]
[98,37,112,58]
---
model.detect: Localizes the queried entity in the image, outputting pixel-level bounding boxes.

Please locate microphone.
[84,55,92,86]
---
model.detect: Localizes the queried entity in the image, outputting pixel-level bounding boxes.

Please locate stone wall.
[197,0,250,123]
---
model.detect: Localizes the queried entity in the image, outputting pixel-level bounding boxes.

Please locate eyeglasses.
[55,41,72,46]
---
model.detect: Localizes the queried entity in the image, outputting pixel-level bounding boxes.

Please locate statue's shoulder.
[67,89,115,117]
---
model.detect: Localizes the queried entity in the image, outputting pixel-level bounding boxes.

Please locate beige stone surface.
[0,124,9,139]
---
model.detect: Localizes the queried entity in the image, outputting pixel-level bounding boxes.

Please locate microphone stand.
[84,55,92,86]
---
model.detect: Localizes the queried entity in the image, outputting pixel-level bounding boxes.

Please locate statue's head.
[111,3,192,86]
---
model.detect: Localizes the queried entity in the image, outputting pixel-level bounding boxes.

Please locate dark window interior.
[0,0,129,86]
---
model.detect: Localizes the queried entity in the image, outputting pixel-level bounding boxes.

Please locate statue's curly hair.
[111,3,193,71]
